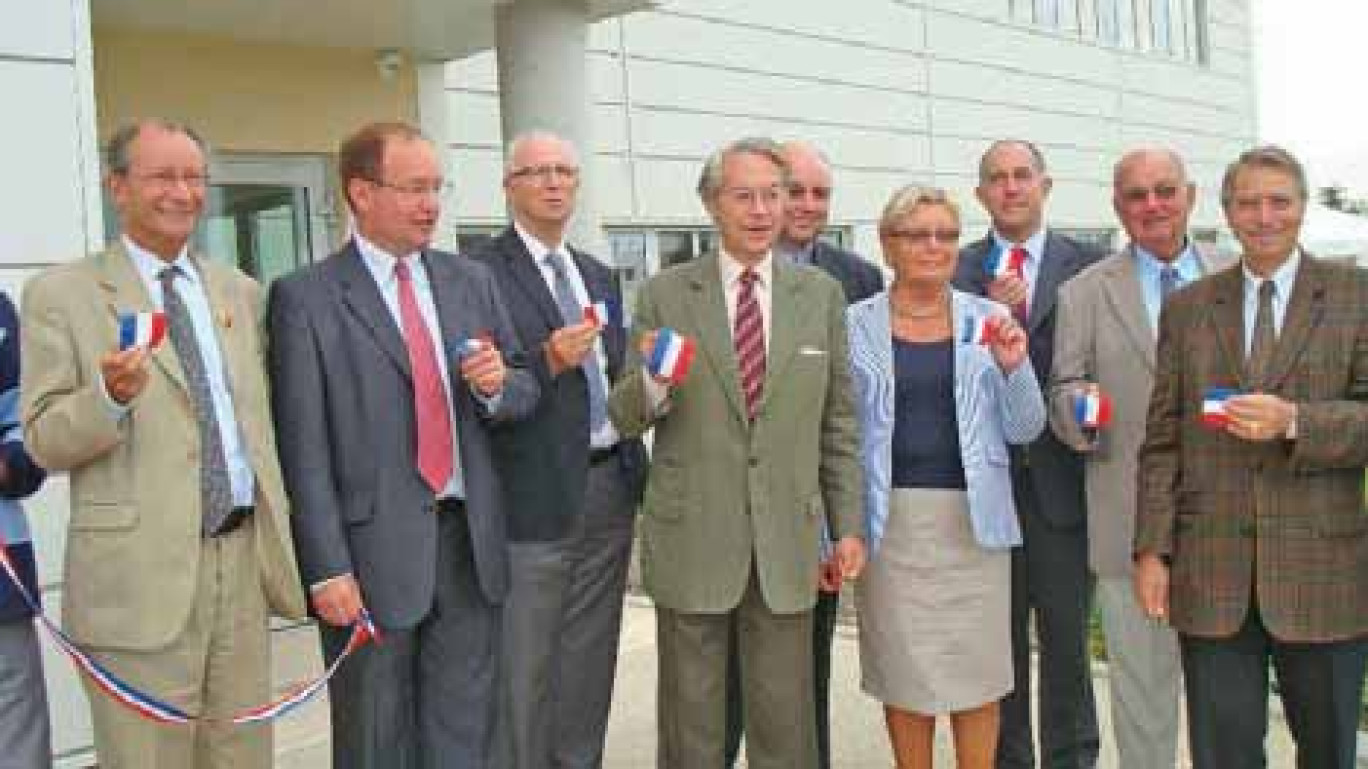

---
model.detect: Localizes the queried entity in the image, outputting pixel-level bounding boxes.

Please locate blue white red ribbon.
[450,331,495,361]
[647,328,695,385]
[118,312,167,351]
[1073,388,1113,430]
[1201,386,1237,428]
[0,532,378,726]
[986,245,1026,280]
[583,299,621,328]
[959,315,999,346]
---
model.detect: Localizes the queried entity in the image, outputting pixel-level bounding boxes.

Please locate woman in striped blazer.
[848,185,1044,769]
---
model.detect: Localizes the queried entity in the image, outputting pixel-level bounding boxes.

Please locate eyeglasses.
[507,164,579,183]
[719,186,783,207]
[884,228,961,245]
[131,171,211,190]
[786,183,831,202]
[1119,184,1182,204]
[369,178,453,198]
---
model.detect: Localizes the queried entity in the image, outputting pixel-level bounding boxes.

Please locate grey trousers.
[656,570,817,769]
[495,461,635,769]
[1094,577,1181,769]
[0,620,50,769]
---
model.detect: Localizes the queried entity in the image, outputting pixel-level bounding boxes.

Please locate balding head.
[1111,146,1196,261]
[779,141,835,247]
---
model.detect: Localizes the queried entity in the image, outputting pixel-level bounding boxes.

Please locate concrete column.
[495,0,605,254]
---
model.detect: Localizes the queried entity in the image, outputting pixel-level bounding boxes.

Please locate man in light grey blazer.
[268,122,538,769]
[610,137,866,769]
[1050,147,1227,768]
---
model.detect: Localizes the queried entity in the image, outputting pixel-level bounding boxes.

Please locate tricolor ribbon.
[646,328,696,385]
[0,533,378,726]
[1073,388,1113,430]
[1201,386,1237,429]
[450,331,494,360]
[583,299,622,328]
[986,245,1026,280]
[118,312,167,351]
[959,315,999,346]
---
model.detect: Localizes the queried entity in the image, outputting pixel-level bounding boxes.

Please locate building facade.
[2,0,1253,764]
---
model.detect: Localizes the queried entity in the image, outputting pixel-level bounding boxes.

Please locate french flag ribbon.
[582,299,622,328]
[0,532,378,726]
[1201,386,1237,428]
[646,328,696,385]
[986,245,1026,280]
[118,312,167,351]
[1073,388,1114,430]
[450,331,494,360]
[959,315,999,346]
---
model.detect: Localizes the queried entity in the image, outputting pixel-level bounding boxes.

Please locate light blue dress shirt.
[1133,241,1205,332]
[990,227,1047,315]
[121,235,255,507]
[1241,249,1301,355]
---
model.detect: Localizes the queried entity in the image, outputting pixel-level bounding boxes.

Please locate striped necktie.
[734,269,765,421]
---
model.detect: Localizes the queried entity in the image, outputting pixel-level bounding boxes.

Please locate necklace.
[890,293,948,320]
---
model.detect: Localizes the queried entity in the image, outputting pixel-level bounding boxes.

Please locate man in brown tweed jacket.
[1133,145,1368,769]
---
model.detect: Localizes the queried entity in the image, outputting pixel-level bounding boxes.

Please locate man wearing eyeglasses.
[21,119,306,768]
[1048,147,1227,769]
[610,137,866,769]
[466,131,647,769]
[268,121,538,769]
[953,139,1104,769]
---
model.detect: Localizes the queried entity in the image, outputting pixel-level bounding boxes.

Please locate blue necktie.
[545,252,608,434]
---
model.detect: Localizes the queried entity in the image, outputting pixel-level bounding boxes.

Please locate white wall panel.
[925,11,1121,86]
[649,1,928,54]
[0,0,75,59]
[930,58,1119,119]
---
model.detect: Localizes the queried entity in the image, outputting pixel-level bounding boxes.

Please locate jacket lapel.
[193,254,245,401]
[574,249,627,378]
[94,242,188,393]
[1203,265,1249,389]
[334,241,411,379]
[1265,255,1327,391]
[687,255,747,424]
[500,229,565,330]
[1027,233,1069,335]
[1101,248,1157,371]
[759,261,804,405]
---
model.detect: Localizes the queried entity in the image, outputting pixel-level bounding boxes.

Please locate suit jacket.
[466,228,647,542]
[809,240,884,305]
[955,231,1104,527]
[849,290,1044,556]
[1050,243,1230,577]
[1134,254,1368,642]
[0,290,46,622]
[268,242,538,629]
[21,243,306,650]
[608,253,863,615]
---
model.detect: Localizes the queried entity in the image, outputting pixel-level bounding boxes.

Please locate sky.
[1253,0,1368,195]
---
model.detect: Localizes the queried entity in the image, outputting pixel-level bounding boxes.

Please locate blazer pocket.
[69,501,137,532]
[644,459,687,521]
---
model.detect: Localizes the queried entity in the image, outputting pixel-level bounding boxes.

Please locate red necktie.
[395,259,454,493]
[734,269,765,421]
[1009,245,1030,323]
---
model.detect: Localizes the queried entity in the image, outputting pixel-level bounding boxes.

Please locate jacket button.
[749,457,759,467]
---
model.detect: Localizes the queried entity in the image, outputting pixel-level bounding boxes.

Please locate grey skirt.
[857,487,1011,714]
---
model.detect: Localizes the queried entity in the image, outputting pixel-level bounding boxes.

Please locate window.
[1056,228,1117,253]
[1015,0,1208,64]
[1151,0,1173,52]
[1096,0,1122,44]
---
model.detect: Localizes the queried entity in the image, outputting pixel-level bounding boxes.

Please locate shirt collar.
[1241,248,1301,301]
[121,233,198,286]
[718,249,774,290]
[990,226,1047,263]
[513,221,568,266]
[353,233,421,286]
[1134,238,1202,280]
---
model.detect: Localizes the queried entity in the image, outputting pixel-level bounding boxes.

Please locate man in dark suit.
[268,121,538,769]
[1134,145,1368,769]
[953,139,1103,769]
[468,131,647,769]
[724,139,882,769]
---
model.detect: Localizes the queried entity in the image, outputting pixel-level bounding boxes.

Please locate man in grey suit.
[724,139,883,769]
[953,139,1103,769]
[268,121,538,769]
[610,137,866,769]
[1050,147,1227,768]
[468,131,647,769]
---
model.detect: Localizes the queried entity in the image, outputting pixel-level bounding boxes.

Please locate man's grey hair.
[779,140,833,176]
[977,139,1048,183]
[1112,146,1190,189]
[503,130,580,174]
[1219,145,1308,207]
[696,137,791,201]
[104,119,209,175]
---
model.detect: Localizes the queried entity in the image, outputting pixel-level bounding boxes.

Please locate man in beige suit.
[21,119,305,768]
[1049,147,1226,768]
[609,137,865,769]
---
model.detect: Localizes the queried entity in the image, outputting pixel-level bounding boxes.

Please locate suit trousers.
[0,620,51,769]
[495,460,635,769]
[998,467,1099,769]
[1180,606,1368,769]
[724,588,838,769]
[322,507,500,769]
[657,567,816,769]
[1094,577,1181,769]
[84,522,271,769]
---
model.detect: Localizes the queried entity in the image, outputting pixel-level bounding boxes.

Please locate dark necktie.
[1246,280,1276,385]
[545,252,609,434]
[394,259,454,494]
[158,266,234,536]
[734,269,765,421]
[1159,265,1181,301]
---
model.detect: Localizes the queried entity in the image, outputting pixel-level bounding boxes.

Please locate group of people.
[0,114,1363,769]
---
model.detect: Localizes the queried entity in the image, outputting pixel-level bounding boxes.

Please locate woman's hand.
[988,315,1028,374]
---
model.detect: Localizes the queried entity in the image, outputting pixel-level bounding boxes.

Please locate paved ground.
[269,595,1323,768]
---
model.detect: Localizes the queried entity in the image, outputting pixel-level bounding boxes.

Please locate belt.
[589,445,619,466]
[210,506,255,537]
[435,497,466,515]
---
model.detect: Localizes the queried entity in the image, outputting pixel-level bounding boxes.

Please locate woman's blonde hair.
[878,185,960,235]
